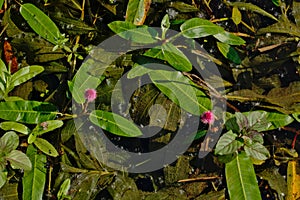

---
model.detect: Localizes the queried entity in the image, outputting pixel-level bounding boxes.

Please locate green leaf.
[0,131,19,153]
[8,65,44,92]
[0,101,57,124]
[266,112,294,130]
[89,110,142,137]
[168,1,199,13]
[125,0,151,25]
[32,120,64,136]
[227,2,278,21]
[244,111,271,132]
[69,59,103,104]
[34,138,59,157]
[161,14,170,39]
[143,64,211,115]
[0,121,30,135]
[215,130,243,155]
[272,0,279,6]
[22,145,47,200]
[232,6,242,25]
[217,42,241,64]
[214,32,245,45]
[244,142,270,161]
[0,171,7,189]
[20,3,63,45]
[180,18,224,38]
[162,43,192,72]
[225,152,262,200]
[143,47,165,60]
[57,179,71,200]
[108,21,158,44]
[6,150,32,170]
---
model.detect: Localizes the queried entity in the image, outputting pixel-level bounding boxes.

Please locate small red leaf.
[3,40,18,74]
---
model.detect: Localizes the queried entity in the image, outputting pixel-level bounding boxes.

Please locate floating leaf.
[108,21,158,44]
[125,0,151,25]
[0,121,30,135]
[20,3,63,45]
[6,150,32,170]
[22,145,47,200]
[225,152,262,200]
[232,6,242,25]
[180,18,224,38]
[0,101,57,124]
[227,2,278,21]
[89,110,142,137]
[8,65,44,93]
[214,32,245,45]
[34,138,59,157]
[168,1,199,12]
[217,42,241,64]
[162,42,192,72]
[215,130,243,155]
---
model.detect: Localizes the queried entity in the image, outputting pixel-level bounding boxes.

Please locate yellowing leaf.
[232,6,242,25]
[287,161,300,200]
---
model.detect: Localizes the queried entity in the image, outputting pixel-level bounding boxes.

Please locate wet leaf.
[0,121,30,135]
[225,152,261,200]
[6,150,32,170]
[162,42,192,71]
[168,1,199,12]
[214,31,245,45]
[232,6,242,25]
[108,175,141,200]
[217,42,241,64]
[23,145,47,200]
[34,138,59,157]
[258,168,287,198]
[180,18,224,38]
[0,101,57,124]
[257,16,300,37]
[125,0,151,25]
[20,3,64,45]
[89,110,143,137]
[227,2,278,21]
[215,130,243,155]
[108,21,158,44]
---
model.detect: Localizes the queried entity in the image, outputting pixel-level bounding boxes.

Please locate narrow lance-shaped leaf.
[214,31,245,45]
[162,43,192,72]
[232,6,242,25]
[217,42,241,64]
[180,18,224,38]
[225,152,262,200]
[108,21,158,44]
[34,138,59,157]
[89,110,142,137]
[22,145,47,200]
[0,121,30,135]
[20,3,64,45]
[0,101,58,124]
[125,0,151,25]
[8,65,44,93]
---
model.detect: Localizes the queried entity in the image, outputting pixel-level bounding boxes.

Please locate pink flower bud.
[201,111,215,125]
[84,89,97,102]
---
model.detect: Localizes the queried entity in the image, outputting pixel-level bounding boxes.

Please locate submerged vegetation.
[0,0,299,199]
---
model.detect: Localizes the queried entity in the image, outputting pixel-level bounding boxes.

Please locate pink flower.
[84,89,97,102]
[201,111,214,125]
